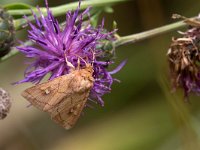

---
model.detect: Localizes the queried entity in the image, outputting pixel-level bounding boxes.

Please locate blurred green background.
[1,0,200,150]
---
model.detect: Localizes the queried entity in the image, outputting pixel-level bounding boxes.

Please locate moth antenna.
[91,50,95,67]
[64,53,75,70]
[85,57,89,66]
[73,54,88,67]
[77,58,80,70]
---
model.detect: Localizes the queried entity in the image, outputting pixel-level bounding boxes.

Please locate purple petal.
[109,60,127,74]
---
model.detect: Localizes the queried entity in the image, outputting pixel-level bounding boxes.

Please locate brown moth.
[21,63,94,129]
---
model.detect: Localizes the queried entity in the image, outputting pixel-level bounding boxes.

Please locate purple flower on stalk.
[17,0,125,106]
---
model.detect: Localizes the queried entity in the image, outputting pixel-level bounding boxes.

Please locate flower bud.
[0,88,11,119]
[0,7,15,58]
[96,40,116,61]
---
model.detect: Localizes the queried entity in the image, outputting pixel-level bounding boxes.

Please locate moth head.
[85,63,94,74]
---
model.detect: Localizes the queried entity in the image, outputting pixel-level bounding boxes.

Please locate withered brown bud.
[0,88,11,119]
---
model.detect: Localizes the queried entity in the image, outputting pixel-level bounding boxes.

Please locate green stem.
[14,6,102,30]
[8,0,130,16]
[115,20,186,47]
[12,0,130,30]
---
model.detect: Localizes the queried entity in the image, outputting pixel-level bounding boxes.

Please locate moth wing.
[21,74,74,111]
[51,90,90,129]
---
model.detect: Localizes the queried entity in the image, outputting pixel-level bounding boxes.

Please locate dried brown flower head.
[0,88,11,119]
[168,14,200,97]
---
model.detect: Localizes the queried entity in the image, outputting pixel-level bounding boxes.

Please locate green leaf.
[3,3,33,10]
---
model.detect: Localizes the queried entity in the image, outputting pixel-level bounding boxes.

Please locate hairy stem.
[115,20,187,47]
[12,0,130,30]
[8,0,130,16]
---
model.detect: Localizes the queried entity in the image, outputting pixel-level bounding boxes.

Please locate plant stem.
[13,6,102,30]
[8,0,130,16]
[12,0,130,30]
[115,20,186,47]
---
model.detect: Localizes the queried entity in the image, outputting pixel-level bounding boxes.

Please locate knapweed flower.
[167,14,200,97]
[17,1,125,106]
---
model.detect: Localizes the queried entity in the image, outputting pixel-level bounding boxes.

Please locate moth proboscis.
[21,63,94,129]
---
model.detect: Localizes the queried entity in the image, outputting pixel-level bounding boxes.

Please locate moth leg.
[77,58,80,70]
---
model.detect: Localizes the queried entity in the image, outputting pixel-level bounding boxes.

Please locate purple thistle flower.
[17,0,125,106]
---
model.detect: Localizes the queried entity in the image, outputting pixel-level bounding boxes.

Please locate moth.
[21,63,94,129]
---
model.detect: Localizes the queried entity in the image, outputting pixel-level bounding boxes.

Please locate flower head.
[0,88,11,119]
[168,14,200,97]
[0,7,15,58]
[17,0,125,106]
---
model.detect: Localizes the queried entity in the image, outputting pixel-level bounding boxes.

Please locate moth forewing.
[51,92,89,129]
[50,66,94,129]
[50,88,91,117]
[42,75,76,112]
[21,74,73,112]
[21,64,94,129]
